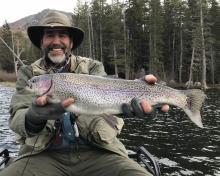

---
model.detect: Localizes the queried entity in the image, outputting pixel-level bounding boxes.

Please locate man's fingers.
[35,96,48,106]
[140,99,170,113]
[140,99,152,113]
[35,96,74,108]
[161,104,169,112]
[62,98,74,108]
[145,74,157,84]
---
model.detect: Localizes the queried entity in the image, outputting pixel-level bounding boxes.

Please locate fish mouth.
[25,80,33,92]
[25,85,34,93]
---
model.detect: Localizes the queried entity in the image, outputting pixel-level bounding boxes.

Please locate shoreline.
[0,82,16,88]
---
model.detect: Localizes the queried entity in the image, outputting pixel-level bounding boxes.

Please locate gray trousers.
[0,147,152,176]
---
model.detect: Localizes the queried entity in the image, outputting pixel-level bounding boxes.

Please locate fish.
[26,73,206,128]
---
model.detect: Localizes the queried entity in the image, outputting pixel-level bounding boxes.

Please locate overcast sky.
[0,0,79,26]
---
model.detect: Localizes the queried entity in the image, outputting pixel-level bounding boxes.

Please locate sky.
[0,0,79,26]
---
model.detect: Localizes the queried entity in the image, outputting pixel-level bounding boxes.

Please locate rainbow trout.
[26,73,206,128]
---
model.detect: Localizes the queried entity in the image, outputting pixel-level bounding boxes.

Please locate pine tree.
[148,0,164,78]
[163,0,187,83]
[209,0,220,84]
[0,21,14,72]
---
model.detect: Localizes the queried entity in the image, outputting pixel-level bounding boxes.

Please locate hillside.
[4,9,72,32]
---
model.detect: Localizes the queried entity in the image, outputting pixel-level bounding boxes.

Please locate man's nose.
[51,34,62,44]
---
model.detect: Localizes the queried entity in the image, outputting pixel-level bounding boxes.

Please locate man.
[0,11,168,176]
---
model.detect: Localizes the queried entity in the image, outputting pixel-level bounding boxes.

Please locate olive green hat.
[27,10,84,50]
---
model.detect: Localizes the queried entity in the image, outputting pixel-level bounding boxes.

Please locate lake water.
[0,84,219,176]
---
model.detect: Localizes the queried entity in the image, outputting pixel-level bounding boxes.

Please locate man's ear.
[70,41,74,49]
[40,39,44,49]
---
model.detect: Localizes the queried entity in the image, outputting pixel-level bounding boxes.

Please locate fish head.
[26,75,53,96]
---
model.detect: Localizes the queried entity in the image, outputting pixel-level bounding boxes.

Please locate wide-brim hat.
[27,10,84,50]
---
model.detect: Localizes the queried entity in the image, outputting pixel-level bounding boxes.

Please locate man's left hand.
[141,74,169,113]
[122,74,169,118]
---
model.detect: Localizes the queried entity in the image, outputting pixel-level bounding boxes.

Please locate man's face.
[41,28,73,64]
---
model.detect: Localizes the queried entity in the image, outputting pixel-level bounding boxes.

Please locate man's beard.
[48,54,66,64]
[43,44,70,64]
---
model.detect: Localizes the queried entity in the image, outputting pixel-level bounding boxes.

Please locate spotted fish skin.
[27,73,206,128]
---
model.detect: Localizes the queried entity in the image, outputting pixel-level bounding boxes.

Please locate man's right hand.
[25,96,74,133]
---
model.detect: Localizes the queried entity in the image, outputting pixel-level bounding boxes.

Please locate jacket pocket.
[88,114,124,144]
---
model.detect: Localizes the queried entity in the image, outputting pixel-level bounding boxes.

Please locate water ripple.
[121,89,220,175]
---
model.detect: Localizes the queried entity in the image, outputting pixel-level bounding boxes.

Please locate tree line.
[0,0,219,89]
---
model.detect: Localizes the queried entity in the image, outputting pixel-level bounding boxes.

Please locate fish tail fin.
[182,89,206,128]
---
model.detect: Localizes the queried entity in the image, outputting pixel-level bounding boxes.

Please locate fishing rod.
[0,36,25,66]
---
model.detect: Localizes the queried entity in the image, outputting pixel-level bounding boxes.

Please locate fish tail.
[182,89,206,128]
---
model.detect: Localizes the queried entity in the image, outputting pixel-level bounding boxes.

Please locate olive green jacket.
[9,55,128,161]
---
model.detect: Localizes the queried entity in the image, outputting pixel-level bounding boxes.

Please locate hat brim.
[27,26,84,50]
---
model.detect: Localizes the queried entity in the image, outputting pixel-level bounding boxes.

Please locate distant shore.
[0,81,16,88]
[0,71,16,82]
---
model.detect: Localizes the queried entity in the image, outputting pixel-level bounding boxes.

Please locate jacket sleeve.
[9,65,34,137]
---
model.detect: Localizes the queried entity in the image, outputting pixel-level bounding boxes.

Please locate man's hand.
[141,74,169,113]
[35,96,74,108]
[25,96,74,133]
[28,96,74,120]
[122,74,169,118]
